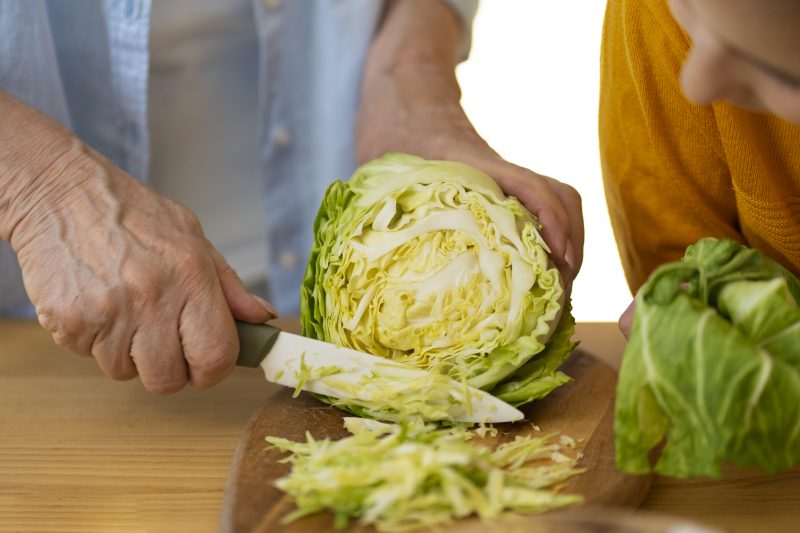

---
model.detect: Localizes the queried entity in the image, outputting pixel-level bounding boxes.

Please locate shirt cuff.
[439,0,479,62]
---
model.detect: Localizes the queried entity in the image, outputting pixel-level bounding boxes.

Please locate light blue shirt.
[0,0,477,317]
[147,0,269,288]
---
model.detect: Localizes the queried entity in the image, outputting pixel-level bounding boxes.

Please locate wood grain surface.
[220,348,651,532]
[3,319,800,533]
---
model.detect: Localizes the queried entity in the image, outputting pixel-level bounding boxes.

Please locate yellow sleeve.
[599,0,742,293]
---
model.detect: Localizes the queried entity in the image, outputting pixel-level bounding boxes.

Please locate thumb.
[207,242,277,323]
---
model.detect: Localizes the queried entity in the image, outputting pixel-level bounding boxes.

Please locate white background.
[457,2,631,322]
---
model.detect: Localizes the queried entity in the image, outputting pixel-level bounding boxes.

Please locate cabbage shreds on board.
[301,153,578,415]
[319,371,478,423]
[267,418,584,531]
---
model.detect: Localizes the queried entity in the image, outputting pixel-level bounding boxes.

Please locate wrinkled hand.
[356,69,584,290]
[10,143,276,393]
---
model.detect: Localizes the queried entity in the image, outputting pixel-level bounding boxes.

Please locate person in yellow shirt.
[600,0,800,334]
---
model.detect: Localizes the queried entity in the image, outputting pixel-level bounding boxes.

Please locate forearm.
[368,0,461,77]
[0,90,87,244]
[357,0,477,162]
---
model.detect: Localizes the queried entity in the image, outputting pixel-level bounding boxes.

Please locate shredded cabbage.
[292,353,343,398]
[317,371,473,423]
[267,418,584,531]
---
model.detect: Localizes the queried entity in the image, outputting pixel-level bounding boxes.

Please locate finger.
[495,165,572,263]
[36,300,96,357]
[91,319,138,381]
[618,299,636,339]
[451,152,572,257]
[179,278,239,389]
[130,321,188,395]
[496,166,573,279]
[207,243,277,322]
[548,178,584,281]
[434,154,575,288]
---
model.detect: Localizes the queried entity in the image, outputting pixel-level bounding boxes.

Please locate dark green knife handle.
[235,321,281,368]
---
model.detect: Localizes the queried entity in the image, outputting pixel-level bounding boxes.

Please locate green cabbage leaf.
[615,237,800,478]
[301,153,576,412]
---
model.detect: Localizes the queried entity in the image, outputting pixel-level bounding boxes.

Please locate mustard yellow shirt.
[600,0,800,293]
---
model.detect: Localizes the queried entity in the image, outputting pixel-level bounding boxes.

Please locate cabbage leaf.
[615,237,800,477]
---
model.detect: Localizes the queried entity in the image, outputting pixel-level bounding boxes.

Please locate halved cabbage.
[301,153,577,407]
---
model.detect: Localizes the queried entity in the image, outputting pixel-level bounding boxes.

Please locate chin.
[723,95,766,113]
[759,97,800,125]
[732,99,800,124]
[772,109,800,125]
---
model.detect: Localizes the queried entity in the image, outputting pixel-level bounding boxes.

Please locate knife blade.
[234,321,523,424]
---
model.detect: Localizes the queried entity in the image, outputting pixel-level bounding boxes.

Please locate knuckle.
[51,329,77,351]
[179,256,216,295]
[169,236,210,270]
[88,288,120,323]
[568,188,583,207]
[123,243,212,304]
[97,349,138,381]
[186,347,234,386]
[40,287,121,335]
[36,303,59,332]
[563,183,581,200]
[123,267,165,306]
[37,302,88,344]
[107,364,138,381]
[215,258,237,279]
[181,250,212,275]
[145,379,187,396]
[176,206,203,234]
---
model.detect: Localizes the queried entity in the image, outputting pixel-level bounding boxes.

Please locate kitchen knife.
[235,321,523,424]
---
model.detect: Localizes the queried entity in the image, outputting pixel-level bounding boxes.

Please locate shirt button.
[263,0,281,9]
[272,127,291,148]
[279,251,299,269]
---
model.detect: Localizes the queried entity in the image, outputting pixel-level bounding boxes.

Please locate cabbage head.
[301,153,576,408]
[616,237,800,478]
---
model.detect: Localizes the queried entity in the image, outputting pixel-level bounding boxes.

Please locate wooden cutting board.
[219,348,651,532]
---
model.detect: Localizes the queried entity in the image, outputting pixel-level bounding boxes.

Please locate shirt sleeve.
[439,0,478,62]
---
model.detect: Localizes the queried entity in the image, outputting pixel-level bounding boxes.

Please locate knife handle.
[235,321,281,368]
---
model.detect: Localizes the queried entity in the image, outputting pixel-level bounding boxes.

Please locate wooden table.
[1,319,799,532]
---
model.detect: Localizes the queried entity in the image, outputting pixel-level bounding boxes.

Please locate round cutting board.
[220,349,651,532]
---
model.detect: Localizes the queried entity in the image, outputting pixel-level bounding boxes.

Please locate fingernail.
[252,294,279,318]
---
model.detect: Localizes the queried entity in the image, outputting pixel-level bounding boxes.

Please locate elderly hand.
[355,0,583,289]
[1,93,275,394]
[357,99,583,288]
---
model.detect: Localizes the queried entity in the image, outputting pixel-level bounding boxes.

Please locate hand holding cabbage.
[301,153,577,415]
[615,238,800,477]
